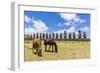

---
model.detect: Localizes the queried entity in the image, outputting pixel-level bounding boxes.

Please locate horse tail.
[54,43,58,53]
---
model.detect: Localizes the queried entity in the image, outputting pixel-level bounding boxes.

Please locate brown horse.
[32,39,42,57]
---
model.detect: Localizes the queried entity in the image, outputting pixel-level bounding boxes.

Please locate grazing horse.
[44,39,58,53]
[32,39,42,57]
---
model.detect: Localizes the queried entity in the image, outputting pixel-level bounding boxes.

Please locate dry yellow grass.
[24,40,90,62]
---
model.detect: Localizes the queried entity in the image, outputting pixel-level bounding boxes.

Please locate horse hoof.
[34,52,36,54]
[40,55,42,57]
[38,54,42,57]
[55,51,58,53]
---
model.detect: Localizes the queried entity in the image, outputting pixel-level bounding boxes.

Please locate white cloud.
[25,17,48,34]
[79,27,89,32]
[24,15,31,23]
[55,29,65,33]
[25,28,36,34]
[80,20,86,23]
[58,22,72,26]
[32,19,48,32]
[55,26,76,33]
[83,27,89,32]
[58,23,64,26]
[59,13,76,21]
[64,22,72,26]
[58,13,86,26]
[67,26,76,33]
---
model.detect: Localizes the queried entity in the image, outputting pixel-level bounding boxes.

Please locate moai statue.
[40,33,41,39]
[43,33,45,39]
[73,32,76,39]
[69,33,71,39]
[64,30,67,39]
[52,33,54,39]
[83,31,87,39]
[31,34,32,39]
[46,33,48,39]
[36,33,38,39]
[33,33,35,39]
[78,30,81,39]
[49,33,51,39]
[56,33,58,39]
[60,33,62,39]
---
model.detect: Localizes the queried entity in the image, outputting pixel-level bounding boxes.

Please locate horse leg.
[45,45,47,51]
[32,45,37,54]
[52,45,53,52]
[38,49,42,57]
[49,45,51,51]
[32,48,34,54]
[36,48,38,55]
[54,43,58,53]
[32,44,35,54]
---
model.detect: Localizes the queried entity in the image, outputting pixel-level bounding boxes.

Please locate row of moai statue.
[25,30,87,39]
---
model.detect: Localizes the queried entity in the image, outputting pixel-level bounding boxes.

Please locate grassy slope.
[24,40,90,61]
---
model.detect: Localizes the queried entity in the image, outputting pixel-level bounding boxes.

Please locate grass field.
[24,40,90,62]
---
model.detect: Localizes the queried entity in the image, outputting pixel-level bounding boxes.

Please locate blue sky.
[24,11,90,38]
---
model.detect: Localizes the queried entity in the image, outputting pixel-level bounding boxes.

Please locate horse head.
[44,39,47,45]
